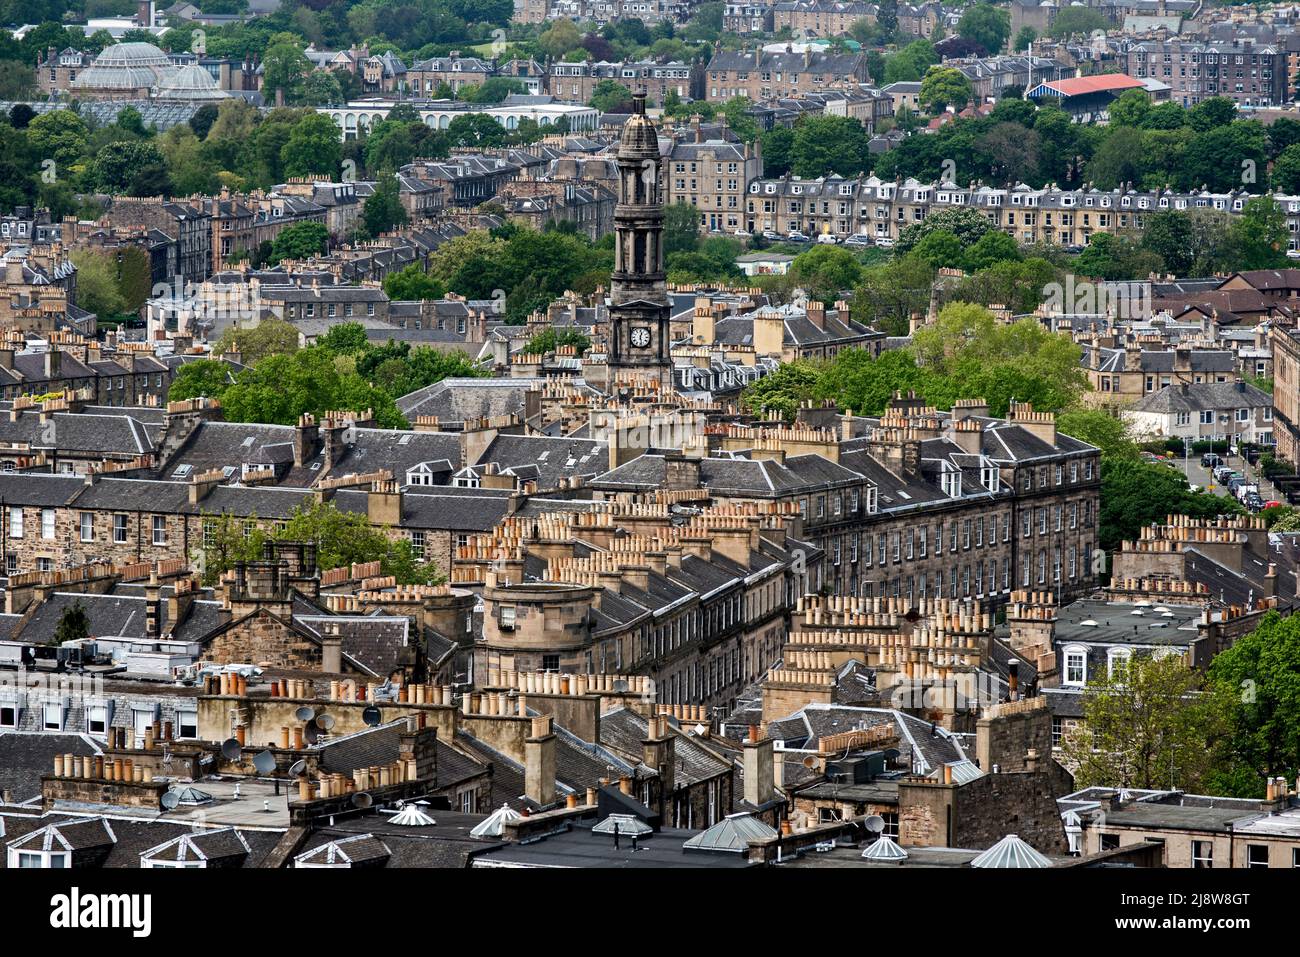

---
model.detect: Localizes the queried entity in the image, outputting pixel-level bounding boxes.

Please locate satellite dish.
[883,748,902,762]
[161,791,180,811]
[802,755,817,769]
[362,705,382,727]
[220,738,241,761]
[294,706,316,722]
[288,759,307,778]
[315,713,335,731]
[352,792,373,809]
[612,679,629,693]
[303,723,320,745]
[864,815,885,835]
[252,750,276,774]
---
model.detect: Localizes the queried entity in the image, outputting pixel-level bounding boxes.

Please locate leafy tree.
[911,229,965,269]
[1187,96,1237,132]
[53,600,90,646]
[589,79,634,113]
[214,317,300,365]
[896,206,994,254]
[759,125,794,177]
[790,114,871,177]
[280,112,343,178]
[1139,209,1195,275]
[919,65,973,113]
[27,109,89,167]
[382,264,446,301]
[268,221,329,264]
[1013,26,1036,52]
[167,359,238,403]
[664,201,702,255]
[539,19,582,59]
[460,76,526,104]
[1229,196,1290,270]
[876,0,898,40]
[1098,457,1242,553]
[1274,143,1300,193]
[1062,653,1229,793]
[316,322,370,354]
[277,500,442,584]
[1207,610,1300,796]
[446,113,508,148]
[957,4,1010,54]
[296,70,344,106]
[262,40,310,101]
[1107,89,1151,128]
[883,40,937,83]
[363,171,409,236]
[188,103,220,140]
[69,250,126,318]
[740,360,823,421]
[90,140,169,194]
[789,245,864,300]
[963,230,1021,271]
[1057,408,1139,461]
[1048,7,1109,38]
[850,254,935,336]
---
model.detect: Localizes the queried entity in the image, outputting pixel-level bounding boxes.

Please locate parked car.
[761,230,782,241]
[843,234,873,247]
[1265,500,1282,509]
[1201,453,1221,468]
[816,232,839,244]
[787,231,811,243]
[876,236,895,248]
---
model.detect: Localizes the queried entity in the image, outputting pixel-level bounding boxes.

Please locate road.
[1168,450,1283,506]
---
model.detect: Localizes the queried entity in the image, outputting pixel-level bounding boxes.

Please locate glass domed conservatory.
[71,42,178,98]
[156,64,230,101]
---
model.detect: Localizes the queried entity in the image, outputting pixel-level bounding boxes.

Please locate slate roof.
[0,732,102,803]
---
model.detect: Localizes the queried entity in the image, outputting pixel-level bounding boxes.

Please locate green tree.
[317,322,370,354]
[1206,610,1300,796]
[589,79,634,113]
[957,3,1010,54]
[896,206,994,254]
[53,600,90,646]
[919,66,972,113]
[1139,209,1195,275]
[382,264,446,301]
[790,114,871,177]
[522,327,591,355]
[262,40,310,101]
[790,245,864,300]
[1229,195,1290,270]
[1056,408,1139,461]
[663,201,702,255]
[69,249,126,318]
[1013,26,1036,52]
[27,109,89,168]
[539,19,582,59]
[363,171,409,236]
[759,125,794,177]
[1107,89,1151,128]
[740,360,823,421]
[850,254,935,337]
[279,112,343,179]
[1048,7,1109,38]
[167,359,237,403]
[1062,653,1229,792]
[214,317,300,365]
[1098,457,1242,553]
[268,221,330,264]
[90,140,169,194]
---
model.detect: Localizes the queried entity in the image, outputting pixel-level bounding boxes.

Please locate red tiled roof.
[1039,74,1146,97]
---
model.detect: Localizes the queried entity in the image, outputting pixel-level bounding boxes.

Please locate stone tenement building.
[591,395,1102,607]
[451,499,815,717]
[703,48,871,102]
[1271,321,1300,463]
[743,174,1300,251]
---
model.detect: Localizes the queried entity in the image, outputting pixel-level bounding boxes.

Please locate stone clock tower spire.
[607,92,673,392]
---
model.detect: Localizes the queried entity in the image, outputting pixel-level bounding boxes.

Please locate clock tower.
[607,92,673,393]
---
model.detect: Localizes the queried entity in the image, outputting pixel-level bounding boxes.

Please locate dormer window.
[982,465,1000,492]
[940,466,961,498]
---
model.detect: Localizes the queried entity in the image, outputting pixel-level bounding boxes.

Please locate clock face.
[630,326,652,349]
